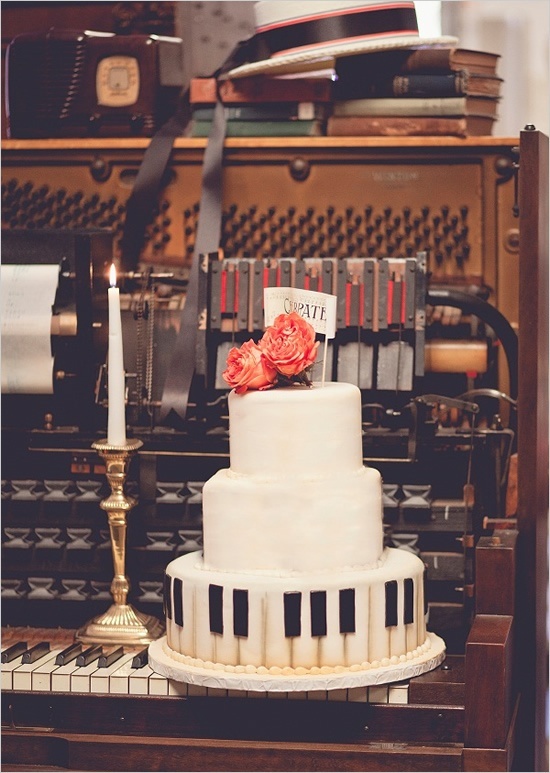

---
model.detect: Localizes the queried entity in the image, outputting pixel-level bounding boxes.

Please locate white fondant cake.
[151,382,445,688]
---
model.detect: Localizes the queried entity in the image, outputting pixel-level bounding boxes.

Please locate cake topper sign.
[264,287,337,338]
[264,287,337,386]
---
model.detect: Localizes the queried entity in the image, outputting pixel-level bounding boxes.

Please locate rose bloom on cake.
[223,312,320,392]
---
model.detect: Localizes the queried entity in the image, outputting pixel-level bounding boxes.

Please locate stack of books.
[328,47,502,137]
[187,76,333,137]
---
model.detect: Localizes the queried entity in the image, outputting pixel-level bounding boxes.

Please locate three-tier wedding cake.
[149,313,445,690]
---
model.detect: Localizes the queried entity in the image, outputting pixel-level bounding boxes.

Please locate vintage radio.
[5,29,184,138]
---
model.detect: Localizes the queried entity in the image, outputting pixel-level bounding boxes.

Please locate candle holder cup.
[76,438,164,645]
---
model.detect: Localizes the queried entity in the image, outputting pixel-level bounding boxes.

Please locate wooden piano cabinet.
[516,127,549,773]
[2,733,465,773]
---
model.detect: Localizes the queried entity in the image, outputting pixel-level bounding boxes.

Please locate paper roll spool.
[425,340,488,374]
[1,264,59,394]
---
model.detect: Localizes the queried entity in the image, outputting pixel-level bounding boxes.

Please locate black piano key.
[76,645,103,666]
[1,641,27,663]
[55,642,82,665]
[385,580,398,627]
[209,584,224,635]
[173,577,184,628]
[310,590,327,637]
[164,573,172,621]
[339,588,356,634]
[131,647,149,669]
[404,578,414,625]
[284,592,302,638]
[98,646,124,668]
[233,588,249,638]
[21,641,50,664]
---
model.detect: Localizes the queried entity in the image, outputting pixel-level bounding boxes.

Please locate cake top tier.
[228,381,364,479]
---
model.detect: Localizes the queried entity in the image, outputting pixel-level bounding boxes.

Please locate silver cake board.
[148,632,446,693]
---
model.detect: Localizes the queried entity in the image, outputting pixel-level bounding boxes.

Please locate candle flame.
[109,263,117,288]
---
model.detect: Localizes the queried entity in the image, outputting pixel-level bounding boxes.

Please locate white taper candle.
[107,264,127,446]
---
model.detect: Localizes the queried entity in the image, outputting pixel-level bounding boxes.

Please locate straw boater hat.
[224,0,458,79]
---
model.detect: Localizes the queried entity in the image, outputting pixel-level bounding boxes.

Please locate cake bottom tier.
[162,548,436,676]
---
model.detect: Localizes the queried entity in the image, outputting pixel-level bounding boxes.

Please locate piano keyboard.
[1,639,410,704]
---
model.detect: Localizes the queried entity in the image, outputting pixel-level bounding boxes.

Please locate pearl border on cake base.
[148,632,446,692]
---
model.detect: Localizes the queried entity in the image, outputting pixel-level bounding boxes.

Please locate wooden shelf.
[2,136,520,152]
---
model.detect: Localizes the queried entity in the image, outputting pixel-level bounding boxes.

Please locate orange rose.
[259,312,319,378]
[222,339,277,394]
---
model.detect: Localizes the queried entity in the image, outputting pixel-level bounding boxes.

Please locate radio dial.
[96,56,140,107]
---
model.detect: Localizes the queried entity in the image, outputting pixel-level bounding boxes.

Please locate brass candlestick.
[76,438,164,645]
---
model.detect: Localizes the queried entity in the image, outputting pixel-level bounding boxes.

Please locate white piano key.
[388,682,409,705]
[288,690,308,701]
[167,679,188,696]
[347,686,369,702]
[12,650,57,691]
[148,672,169,696]
[31,649,64,691]
[187,682,208,697]
[327,688,348,701]
[205,686,228,698]
[90,653,134,694]
[129,664,154,695]
[368,685,389,703]
[51,661,81,692]
[109,659,134,695]
[227,688,247,699]
[2,656,25,691]
[71,660,102,693]
[305,690,328,701]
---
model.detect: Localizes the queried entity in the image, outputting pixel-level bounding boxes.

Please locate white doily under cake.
[148,632,446,693]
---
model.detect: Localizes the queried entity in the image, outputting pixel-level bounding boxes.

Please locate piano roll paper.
[1,264,59,394]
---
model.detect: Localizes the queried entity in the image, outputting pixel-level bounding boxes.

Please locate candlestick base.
[77,437,164,646]
[76,603,164,646]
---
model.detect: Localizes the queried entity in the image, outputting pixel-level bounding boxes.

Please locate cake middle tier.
[202,465,384,573]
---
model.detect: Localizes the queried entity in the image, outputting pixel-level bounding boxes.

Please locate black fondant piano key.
[21,641,50,664]
[209,584,223,635]
[164,573,172,621]
[1,641,27,663]
[404,577,414,625]
[173,577,184,628]
[284,592,302,638]
[76,645,103,666]
[339,588,356,634]
[233,589,249,638]
[385,580,398,627]
[310,590,327,637]
[98,646,124,668]
[55,642,82,665]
